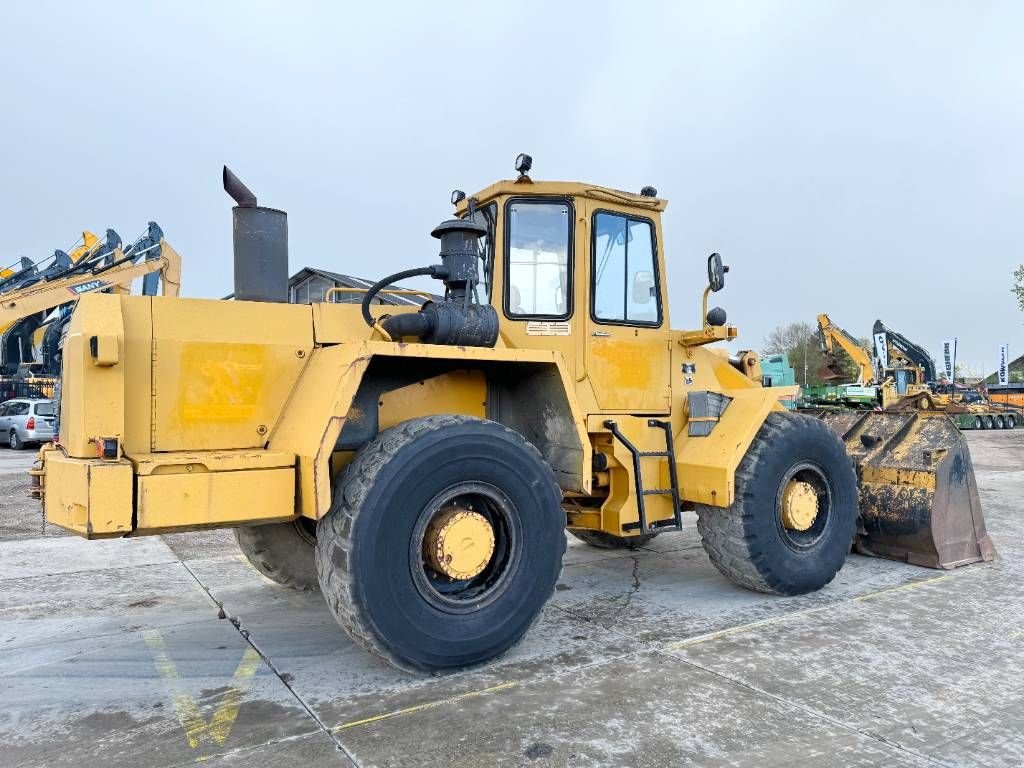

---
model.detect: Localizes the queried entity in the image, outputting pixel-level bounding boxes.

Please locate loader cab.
[461,176,673,412]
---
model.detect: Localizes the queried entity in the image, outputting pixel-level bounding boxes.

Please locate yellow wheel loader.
[33,158,992,671]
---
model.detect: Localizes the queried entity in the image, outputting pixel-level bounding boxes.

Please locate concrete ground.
[1,430,1022,767]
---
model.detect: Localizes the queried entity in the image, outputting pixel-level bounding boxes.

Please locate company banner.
[941,339,956,383]
[998,344,1010,385]
[873,332,888,372]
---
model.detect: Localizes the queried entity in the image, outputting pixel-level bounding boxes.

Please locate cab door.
[584,206,671,412]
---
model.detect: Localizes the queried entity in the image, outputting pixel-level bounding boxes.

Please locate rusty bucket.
[819,410,996,569]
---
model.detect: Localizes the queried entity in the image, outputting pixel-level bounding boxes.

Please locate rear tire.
[996,415,1006,429]
[696,413,857,596]
[1007,415,1017,429]
[234,519,319,590]
[316,415,565,672]
[568,529,657,550]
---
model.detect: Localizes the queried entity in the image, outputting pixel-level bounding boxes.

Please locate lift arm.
[817,313,874,384]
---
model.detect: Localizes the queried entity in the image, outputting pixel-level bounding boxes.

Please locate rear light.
[26,416,34,430]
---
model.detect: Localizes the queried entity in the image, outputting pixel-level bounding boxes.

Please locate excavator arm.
[816,313,873,384]
[0,226,181,375]
[0,231,181,328]
[872,319,937,384]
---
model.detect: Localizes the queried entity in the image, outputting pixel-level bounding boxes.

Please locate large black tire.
[568,529,657,550]
[316,415,565,672]
[234,519,319,590]
[1007,414,1017,429]
[696,413,857,596]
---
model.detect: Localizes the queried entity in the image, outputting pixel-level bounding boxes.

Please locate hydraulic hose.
[360,266,437,327]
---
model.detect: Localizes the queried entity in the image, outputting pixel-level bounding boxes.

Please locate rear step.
[604,419,683,536]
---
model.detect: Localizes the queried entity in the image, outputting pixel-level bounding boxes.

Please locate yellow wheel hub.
[423,507,495,580]
[781,480,819,531]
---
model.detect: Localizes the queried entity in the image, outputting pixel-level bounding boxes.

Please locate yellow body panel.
[136,465,294,534]
[150,297,313,451]
[43,453,134,536]
[60,294,128,458]
[378,370,487,430]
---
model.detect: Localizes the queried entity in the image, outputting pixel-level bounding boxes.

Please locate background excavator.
[871,319,936,397]
[0,224,181,401]
[873,319,1019,428]
[808,313,891,408]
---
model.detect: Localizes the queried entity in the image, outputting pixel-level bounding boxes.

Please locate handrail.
[324,286,435,303]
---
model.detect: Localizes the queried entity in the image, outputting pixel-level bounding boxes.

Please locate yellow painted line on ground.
[334,680,518,731]
[143,629,263,749]
[666,575,951,651]
[664,605,834,651]
[852,575,949,602]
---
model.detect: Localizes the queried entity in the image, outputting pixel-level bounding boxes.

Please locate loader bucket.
[819,410,996,569]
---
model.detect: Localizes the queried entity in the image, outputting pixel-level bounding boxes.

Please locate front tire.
[9,430,23,450]
[234,519,319,590]
[316,415,565,672]
[696,413,857,596]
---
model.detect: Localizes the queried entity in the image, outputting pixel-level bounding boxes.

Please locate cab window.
[592,211,660,325]
[505,200,572,319]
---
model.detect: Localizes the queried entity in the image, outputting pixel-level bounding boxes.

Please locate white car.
[0,398,55,449]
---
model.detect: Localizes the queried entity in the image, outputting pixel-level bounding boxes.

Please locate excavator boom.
[816,313,873,384]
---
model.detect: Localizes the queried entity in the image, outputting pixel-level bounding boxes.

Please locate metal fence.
[0,378,57,402]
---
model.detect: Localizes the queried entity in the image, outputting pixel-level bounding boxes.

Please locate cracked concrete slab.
[183,554,643,729]
[334,652,934,768]
[0,561,215,654]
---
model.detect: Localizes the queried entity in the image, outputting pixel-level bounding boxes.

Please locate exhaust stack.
[223,165,288,303]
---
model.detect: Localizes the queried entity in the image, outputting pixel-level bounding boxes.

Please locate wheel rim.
[410,481,519,613]
[775,462,833,550]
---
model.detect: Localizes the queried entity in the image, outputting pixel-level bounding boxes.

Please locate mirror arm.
[700,285,712,327]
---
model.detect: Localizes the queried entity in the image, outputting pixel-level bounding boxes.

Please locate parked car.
[0,398,55,449]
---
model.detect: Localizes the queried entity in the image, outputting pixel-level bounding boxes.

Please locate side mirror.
[632,270,655,304]
[707,252,728,292]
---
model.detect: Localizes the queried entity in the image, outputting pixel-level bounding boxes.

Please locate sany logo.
[67,279,111,295]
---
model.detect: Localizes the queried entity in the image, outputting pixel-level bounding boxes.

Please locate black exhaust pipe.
[223,165,288,302]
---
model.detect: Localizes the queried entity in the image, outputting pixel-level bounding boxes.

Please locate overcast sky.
[4,2,1021,377]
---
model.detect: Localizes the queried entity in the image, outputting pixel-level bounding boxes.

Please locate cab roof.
[458,178,668,214]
